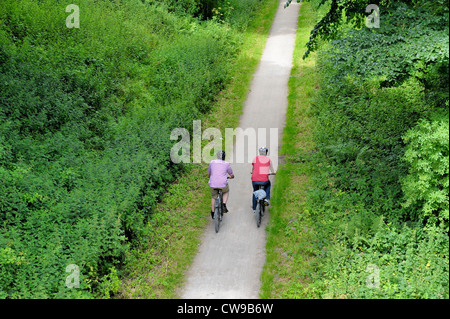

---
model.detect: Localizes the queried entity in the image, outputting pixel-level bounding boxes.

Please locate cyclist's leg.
[261,181,271,207]
[210,188,218,218]
[264,180,271,200]
[222,184,230,204]
[222,184,230,213]
[211,198,216,212]
[252,181,258,210]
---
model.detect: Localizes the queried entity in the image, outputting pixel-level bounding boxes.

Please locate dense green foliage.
[402,113,449,231]
[0,0,266,298]
[146,0,265,28]
[297,0,450,58]
[301,0,449,298]
[265,0,449,299]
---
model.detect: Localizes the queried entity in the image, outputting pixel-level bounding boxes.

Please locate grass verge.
[260,0,320,298]
[117,0,280,299]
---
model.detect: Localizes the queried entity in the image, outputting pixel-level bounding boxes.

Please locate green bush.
[310,1,448,223]
[0,0,266,298]
[402,110,449,232]
[301,0,449,299]
[309,223,449,299]
[312,70,429,223]
[145,0,265,30]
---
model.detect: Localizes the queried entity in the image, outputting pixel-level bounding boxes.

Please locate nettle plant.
[402,110,449,232]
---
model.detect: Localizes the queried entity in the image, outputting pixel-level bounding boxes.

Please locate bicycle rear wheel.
[256,202,262,228]
[214,207,220,233]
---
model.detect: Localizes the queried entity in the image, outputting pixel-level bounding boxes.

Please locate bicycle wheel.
[214,207,220,233]
[214,194,221,233]
[256,202,262,228]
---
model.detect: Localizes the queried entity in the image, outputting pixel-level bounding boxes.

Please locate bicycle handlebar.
[249,172,276,175]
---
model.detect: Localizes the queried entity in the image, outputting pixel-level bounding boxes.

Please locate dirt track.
[180,0,300,299]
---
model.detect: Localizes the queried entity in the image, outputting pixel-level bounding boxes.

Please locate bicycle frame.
[253,173,275,228]
[213,177,232,233]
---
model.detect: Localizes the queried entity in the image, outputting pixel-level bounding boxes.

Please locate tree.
[285,0,449,58]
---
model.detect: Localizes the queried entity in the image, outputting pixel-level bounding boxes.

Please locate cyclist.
[208,150,234,219]
[251,147,275,213]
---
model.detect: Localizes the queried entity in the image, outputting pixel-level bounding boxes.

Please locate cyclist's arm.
[227,165,235,179]
[269,160,275,174]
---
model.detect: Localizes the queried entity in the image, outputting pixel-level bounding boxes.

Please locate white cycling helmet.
[259,147,268,155]
[217,150,226,160]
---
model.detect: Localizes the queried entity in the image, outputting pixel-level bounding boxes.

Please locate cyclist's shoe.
[211,211,215,219]
[222,204,229,213]
[264,199,270,206]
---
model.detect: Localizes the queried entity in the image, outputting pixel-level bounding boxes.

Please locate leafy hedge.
[303,1,449,298]
[312,223,449,299]
[402,111,449,232]
[0,0,265,298]
[147,0,265,28]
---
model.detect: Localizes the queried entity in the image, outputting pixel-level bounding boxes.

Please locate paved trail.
[180,0,300,299]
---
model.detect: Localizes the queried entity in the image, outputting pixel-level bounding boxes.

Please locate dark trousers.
[252,181,271,210]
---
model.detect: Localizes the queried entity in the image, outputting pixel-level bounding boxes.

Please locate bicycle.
[253,173,275,228]
[213,177,231,233]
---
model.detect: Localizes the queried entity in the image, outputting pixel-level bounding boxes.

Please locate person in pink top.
[251,147,275,213]
[208,150,234,219]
